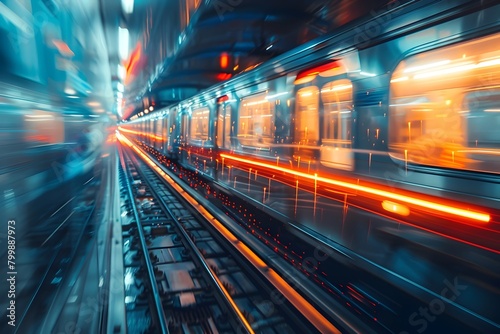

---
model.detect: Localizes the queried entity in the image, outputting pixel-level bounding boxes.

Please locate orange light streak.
[220,154,491,223]
[118,128,162,141]
[124,42,142,84]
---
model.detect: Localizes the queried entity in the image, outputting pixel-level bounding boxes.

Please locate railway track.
[120,136,500,334]
[118,144,323,333]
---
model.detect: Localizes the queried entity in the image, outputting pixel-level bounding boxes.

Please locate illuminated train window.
[189,107,210,143]
[238,93,273,147]
[389,33,500,174]
[320,79,353,170]
[295,86,319,145]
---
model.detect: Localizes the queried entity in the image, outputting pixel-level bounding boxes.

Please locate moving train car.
[121,0,500,331]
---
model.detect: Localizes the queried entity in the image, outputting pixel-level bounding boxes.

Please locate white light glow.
[403,60,451,73]
[244,99,268,106]
[117,65,126,79]
[321,84,352,93]
[121,0,134,14]
[119,27,129,61]
[390,76,409,83]
[266,92,288,100]
[414,62,475,79]
[64,88,76,95]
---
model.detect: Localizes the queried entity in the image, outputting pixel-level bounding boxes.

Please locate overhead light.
[64,87,76,95]
[220,52,229,69]
[119,27,129,61]
[117,82,124,92]
[149,106,154,111]
[88,101,100,107]
[121,0,134,14]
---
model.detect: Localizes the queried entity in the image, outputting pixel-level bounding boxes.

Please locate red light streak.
[216,73,232,80]
[220,154,491,223]
[217,95,229,103]
[295,60,340,84]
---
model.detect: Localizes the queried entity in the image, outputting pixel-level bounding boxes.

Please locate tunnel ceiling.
[100,0,391,120]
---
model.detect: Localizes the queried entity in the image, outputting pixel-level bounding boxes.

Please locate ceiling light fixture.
[119,27,129,61]
[121,0,134,14]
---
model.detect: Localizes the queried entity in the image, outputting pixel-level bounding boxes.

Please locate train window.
[189,107,210,142]
[295,86,319,145]
[389,33,500,174]
[238,93,273,147]
[224,105,232,148]
[320,79,353,170]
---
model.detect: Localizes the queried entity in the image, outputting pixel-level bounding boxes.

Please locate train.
[120,0,500,332]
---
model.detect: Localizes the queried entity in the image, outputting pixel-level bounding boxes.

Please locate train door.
[178,108,189,162]
[293,59,354,171]
[152,118,157,148]
[216,96,232,150]
[237,92,274,153]
[149,119,154,146]
[162,112,169,155]
[294,86,320,162]
[166,107,180,158]
[155,117,163,151]
[319,79,354,170]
